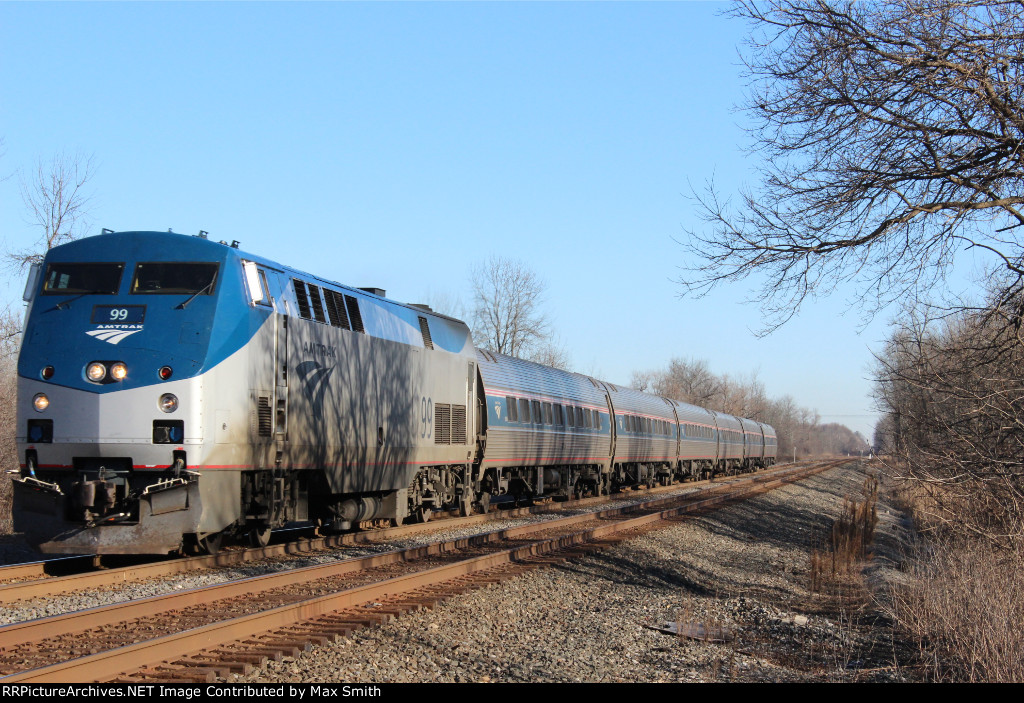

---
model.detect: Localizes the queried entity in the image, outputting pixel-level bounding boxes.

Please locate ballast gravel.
[1,462,915,681]
[223,461,914,683]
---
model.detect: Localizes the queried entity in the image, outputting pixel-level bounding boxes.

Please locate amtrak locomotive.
[12,230,776,554]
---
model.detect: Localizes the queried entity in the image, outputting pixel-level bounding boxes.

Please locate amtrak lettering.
[302,341,336,358]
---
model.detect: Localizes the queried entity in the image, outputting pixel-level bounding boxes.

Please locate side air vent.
[292,279,311,319]
[418,316,433,349]
[434,403,451,444]
[345,295,365,333]
[432,403,467,444]
[323,289,350,329]
[452,404,467,444]
[307,284,327,323]
[257,396,272,437]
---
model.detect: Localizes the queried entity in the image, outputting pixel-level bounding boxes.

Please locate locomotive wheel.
[248,526,272,548]
[198,531,224,555]
[478,491,491,514]
[416,507,432,523]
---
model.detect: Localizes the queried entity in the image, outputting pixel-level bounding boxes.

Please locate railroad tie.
[123,666,217,683]
[206,650,271,666]
[242,638,311,657]
[270,629,335,647]
[173,657,252,676]
[229,644,291,661]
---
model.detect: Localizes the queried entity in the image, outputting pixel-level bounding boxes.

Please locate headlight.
[109,362,128,381]
[159,393,179,413]
[86,362,107,382]
[33,393,49,412]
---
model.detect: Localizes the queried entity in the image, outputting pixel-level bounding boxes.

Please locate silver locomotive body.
[13,230,779,555]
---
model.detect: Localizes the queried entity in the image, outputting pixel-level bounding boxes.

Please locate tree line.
[631,357,868,459]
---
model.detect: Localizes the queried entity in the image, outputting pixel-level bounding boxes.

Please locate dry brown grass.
[876,460,1024,681]
[889,538,1024,682]
[882,488,1022,680]
[810,475,879,593]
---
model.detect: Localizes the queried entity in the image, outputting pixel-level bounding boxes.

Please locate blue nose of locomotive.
[18,230,261,392]
[12,231,271,554]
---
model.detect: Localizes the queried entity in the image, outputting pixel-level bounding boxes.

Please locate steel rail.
[0,460,842,683]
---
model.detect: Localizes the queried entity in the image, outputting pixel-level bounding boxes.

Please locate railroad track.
[0,459,847,683]
[0,460,825,603]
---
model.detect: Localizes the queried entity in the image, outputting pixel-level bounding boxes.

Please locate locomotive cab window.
[42,262,124,295]
[243,261,273,306]
[131,262,219,295]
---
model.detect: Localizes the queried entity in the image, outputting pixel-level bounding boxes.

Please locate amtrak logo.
[87,328,142,345]
[296,360,335,408]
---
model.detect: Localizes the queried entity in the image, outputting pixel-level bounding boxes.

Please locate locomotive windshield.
[41,262,124,295]
[131,262,219,295]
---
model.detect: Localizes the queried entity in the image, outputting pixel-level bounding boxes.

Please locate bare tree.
[680,0,1024,333]
[1,151,93,531]
[873,301,1024,552]
[11,151,95,271]
[650,357,725,407]
[470,256,552,359]
[631,356,865,458]
[0,306,21,532]
[527,339,572,371]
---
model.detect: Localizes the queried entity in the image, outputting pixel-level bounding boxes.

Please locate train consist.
[12,231,777,554]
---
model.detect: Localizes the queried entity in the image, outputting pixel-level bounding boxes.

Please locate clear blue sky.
[0,1,892,439]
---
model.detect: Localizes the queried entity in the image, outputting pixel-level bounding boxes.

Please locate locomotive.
[11,230,777,555]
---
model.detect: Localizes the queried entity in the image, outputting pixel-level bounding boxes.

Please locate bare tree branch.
[470,256,553,360]
[679,0,1024,333]
[11,151,95,271]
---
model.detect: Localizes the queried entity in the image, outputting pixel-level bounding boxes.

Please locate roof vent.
[360,287,386,297]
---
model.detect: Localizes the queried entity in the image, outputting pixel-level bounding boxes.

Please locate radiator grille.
[345,295,364,333]
[308,284,326,323]
[292,279,311,319]
[324,289,350,329]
